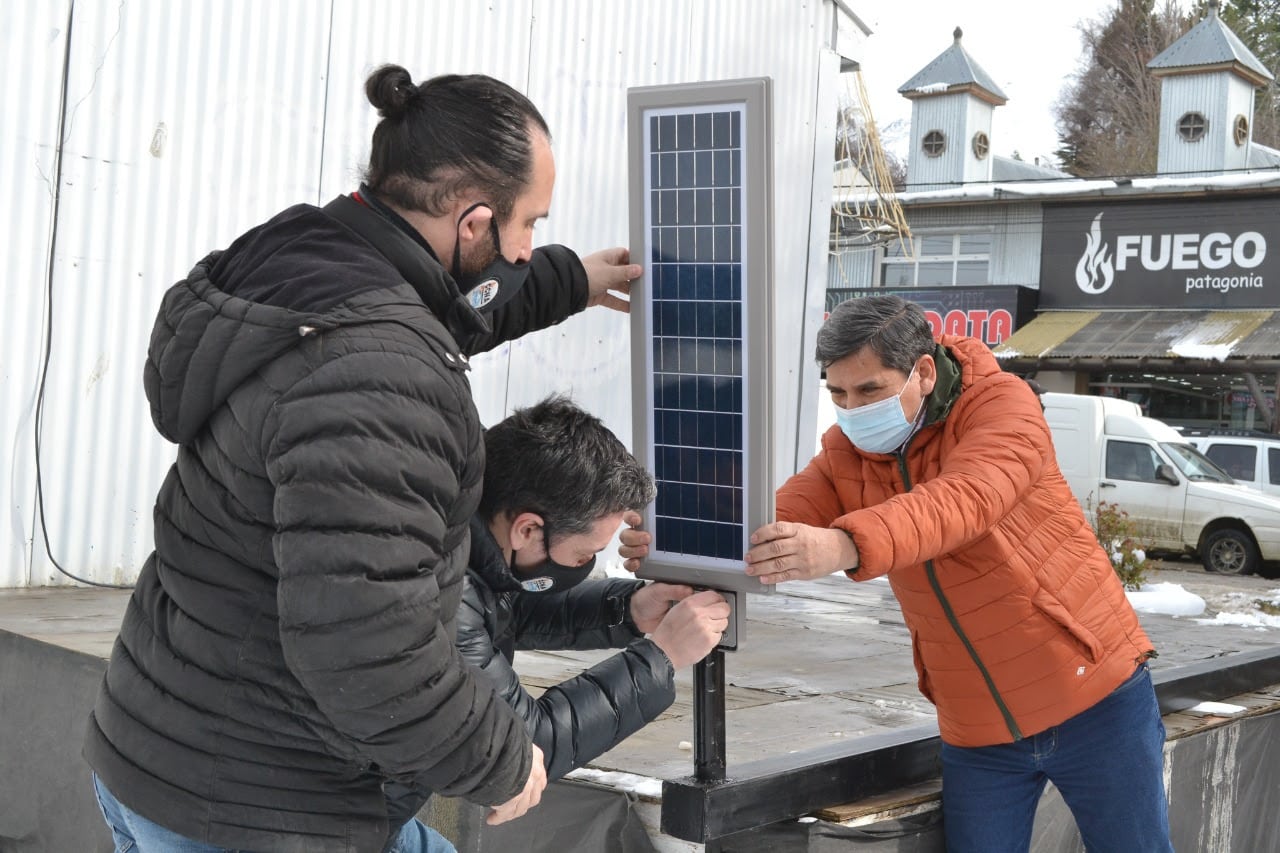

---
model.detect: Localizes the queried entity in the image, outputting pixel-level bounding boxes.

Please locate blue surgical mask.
[834,365,923,453]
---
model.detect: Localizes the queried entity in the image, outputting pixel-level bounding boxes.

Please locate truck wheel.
[1202,529,1260,576]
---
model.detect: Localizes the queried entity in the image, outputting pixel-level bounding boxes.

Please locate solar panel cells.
[647,108,747,562]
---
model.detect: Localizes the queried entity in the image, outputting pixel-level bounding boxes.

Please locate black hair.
[362,65,551,222]
[479,395,656,542]
[815,295,935,373]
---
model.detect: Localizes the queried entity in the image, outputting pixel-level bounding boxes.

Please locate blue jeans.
[940,665,1173,853]
[92,774,455,853]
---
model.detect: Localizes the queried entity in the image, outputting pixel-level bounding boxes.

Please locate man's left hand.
[743,522,858,585]
[630,582,695,633]
[581,247,641,313]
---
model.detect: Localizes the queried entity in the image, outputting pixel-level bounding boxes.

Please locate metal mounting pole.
[693,648,727,851]
[693,649,727,782]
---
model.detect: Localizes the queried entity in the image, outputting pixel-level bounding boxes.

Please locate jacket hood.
[468,515,524,593]
[144,202,465,445]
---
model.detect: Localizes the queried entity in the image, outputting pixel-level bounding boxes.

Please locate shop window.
[922,130,946,157]
[1177,112,1207,142]
[1234,114,1249,146]
[971,131,989,160]
[880,232,991,287]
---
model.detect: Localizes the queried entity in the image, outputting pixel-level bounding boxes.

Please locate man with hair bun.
[85,66,638,853]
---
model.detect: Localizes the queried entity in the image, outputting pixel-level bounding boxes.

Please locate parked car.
[1181,429,1280,499]
[1041,393,1280,576]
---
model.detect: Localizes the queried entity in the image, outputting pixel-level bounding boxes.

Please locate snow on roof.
[890,168,1280,205]
[1168,341,1238,361]
[910,82,950,95]
[897,28,1008,103]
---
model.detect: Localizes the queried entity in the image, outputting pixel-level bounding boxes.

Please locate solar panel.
[628,80,774,595]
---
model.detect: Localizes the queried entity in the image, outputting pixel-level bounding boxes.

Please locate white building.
[831,4,1280,430]
[2,1,870,587]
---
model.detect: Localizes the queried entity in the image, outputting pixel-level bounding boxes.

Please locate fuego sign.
[1041,198,1280,309]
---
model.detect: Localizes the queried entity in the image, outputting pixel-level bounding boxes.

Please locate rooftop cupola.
[899,28,1008,191]
[1147,0,1274,176]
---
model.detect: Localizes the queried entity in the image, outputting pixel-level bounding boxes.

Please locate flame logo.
[1075,213,1115,294]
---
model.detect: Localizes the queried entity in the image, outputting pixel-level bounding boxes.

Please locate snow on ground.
[1191,588,1280,630]
[1126,582,1207,617]
[1127,581,1280,629]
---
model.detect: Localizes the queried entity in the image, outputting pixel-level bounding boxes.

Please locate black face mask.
[451,202,530,316]
[514,553,596,594]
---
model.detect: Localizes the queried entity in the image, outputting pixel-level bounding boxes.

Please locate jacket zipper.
[896,442,1024,742]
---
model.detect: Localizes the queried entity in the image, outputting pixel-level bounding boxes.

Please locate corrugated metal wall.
[2,0,851,587]
[1157,72,1249,177]
[2,2,71,588]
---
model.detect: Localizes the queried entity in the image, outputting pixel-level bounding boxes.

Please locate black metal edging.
[660,645,1280,843]
[1152,644,1280,715]
[661,721,942,842]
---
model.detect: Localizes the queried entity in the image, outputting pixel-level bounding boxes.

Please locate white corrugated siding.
[1157,72,1253,177]
[2,0,852,586]
[3,2,74,587]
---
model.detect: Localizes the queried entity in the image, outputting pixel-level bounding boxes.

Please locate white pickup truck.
[1041,392,1280,576]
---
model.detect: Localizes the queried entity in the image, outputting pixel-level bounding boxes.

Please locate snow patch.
[564,767,664,800]
[1126,582,1207,617]
[1194,609,1280,630]
[1168,341,1237,361]
[1185,700,1247,716]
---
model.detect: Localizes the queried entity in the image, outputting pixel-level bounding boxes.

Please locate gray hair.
[815,295,935,373]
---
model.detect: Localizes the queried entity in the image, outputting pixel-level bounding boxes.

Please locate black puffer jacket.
[83,195,588,853]
[455,517,676,780]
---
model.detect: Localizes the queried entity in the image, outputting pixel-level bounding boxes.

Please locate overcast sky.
[855,0,1195,166]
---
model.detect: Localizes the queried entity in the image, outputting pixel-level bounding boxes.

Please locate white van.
[1041,392,1280,576]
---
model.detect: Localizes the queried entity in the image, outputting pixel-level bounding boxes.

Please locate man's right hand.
[617,511,651,573]
[649,590,731,669]
[486,743,547,825]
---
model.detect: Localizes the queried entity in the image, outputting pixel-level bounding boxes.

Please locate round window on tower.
[1234,114,1249,146]
[1177,112,1207,143]
[922,130,946,158]
[971,131,990,160]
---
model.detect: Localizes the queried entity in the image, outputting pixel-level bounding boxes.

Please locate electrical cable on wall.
[34,0,133,591]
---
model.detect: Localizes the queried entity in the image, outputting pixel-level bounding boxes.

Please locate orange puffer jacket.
[778,335,1154,747]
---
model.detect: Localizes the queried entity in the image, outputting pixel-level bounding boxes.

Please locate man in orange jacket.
[625,295,1172,852]
[747,295,1170,851]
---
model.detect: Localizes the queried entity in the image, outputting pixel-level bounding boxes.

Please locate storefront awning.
[994,310,1280,371]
